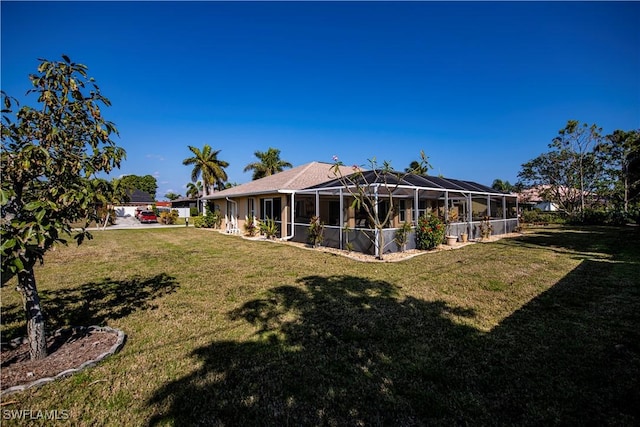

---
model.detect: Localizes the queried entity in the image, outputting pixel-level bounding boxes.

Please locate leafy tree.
[183,145,229,196]
[243,147,292,180]
[164,192,181,201]
[518,120,604,214]
[331,151,430,260]
[185,181,202,199]
[597,129,640,212]
[491,179,513,193]
[1,56,125,360]
[117,174,158,200]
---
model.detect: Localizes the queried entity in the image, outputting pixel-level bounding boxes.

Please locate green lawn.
[1,226,639,425]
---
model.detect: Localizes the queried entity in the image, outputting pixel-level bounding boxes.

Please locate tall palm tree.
[405,161,427,175]
[185,181,202,199]
[243,147,292,180]
[404,151,432,175]
[182,145,229,196]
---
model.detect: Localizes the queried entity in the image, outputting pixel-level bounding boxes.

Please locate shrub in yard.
[190,206,199,217]
[569,208,636,226]
[243,217,258,237]
[96,206,117,226]
[394,221,413,252]
[159,210,179,225]
[193,211,217,228]
[259,218,279,239]
[521,210,567,224]
[307,215,325,247]
[193,216,208,228]
[415,214,445,250]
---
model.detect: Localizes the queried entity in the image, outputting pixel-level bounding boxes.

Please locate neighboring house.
[205,162,519,255]
[171,196,199,211]
[517,187,560,211]
[516,185,594,212]
[114,189,155,217]
[127,189,155,204]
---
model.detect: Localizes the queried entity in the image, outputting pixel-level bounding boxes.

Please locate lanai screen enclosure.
[288,171,519,256]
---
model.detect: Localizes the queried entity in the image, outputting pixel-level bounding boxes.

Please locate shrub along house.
[204,162,519,255]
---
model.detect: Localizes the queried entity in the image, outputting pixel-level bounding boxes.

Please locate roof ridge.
[281,161,318,188]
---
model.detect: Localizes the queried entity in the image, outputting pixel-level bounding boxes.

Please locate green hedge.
[521,210,567,225]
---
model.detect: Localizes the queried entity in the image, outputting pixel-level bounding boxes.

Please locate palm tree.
[405,161,428,175]
[404,152,432,175]
[243,147,292,180]
[185,181,202,199]
[182,145,229,196]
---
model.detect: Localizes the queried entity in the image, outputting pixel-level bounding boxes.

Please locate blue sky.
[2,1,639,199]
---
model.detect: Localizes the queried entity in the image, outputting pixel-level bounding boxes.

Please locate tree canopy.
[185,181,202,199]
[491,179,514,193]
[1,56,125,359]
[597,129,640,212]
[518,121,640,216]
[518,120,605,213]
[117,174,158,200]
[243,147,292,180]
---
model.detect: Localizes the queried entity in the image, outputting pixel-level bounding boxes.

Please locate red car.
[138,210,157,223]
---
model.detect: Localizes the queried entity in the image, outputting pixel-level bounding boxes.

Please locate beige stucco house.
[204,162,519,255]
[202,161,353,234]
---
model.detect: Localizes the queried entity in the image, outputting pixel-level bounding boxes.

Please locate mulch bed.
[1,328,118,391]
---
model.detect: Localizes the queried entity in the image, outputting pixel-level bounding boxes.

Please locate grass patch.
[1,226,639,425]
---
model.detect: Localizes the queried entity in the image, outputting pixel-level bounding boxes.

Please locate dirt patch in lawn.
[1,327,121,392]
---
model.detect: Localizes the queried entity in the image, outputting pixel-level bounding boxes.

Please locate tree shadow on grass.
[148,262,639,425]
[1,273,179,340]
[504,225,640,262]
[475,257,640,424]
[148,275,479,425]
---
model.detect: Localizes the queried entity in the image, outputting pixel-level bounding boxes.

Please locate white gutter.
[280,190,296,240]
[226,197,238,231]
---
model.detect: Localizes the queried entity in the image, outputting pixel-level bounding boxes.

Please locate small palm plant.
[394,221,413,252]
[259,218,279,239]
[243,216,258,237]
[307,216,325,247]
[478,216,493,240]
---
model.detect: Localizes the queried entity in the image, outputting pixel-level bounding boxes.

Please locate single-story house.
[204,162,519,256]
[517,186,560,211]
[114,189,155,217]
[171,196,199,213]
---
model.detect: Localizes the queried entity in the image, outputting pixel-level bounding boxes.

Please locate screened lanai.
[288,170,519,256]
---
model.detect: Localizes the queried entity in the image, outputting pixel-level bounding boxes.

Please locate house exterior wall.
[220,194,289,238]
[220,190,518,254]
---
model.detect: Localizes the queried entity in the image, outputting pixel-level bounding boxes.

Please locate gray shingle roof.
[127,189,154,203]
[204,162,354,199]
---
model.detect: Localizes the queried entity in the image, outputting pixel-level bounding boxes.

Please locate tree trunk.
[17,267,47,360]
[624,174,629,213]
[376,227,384,260]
